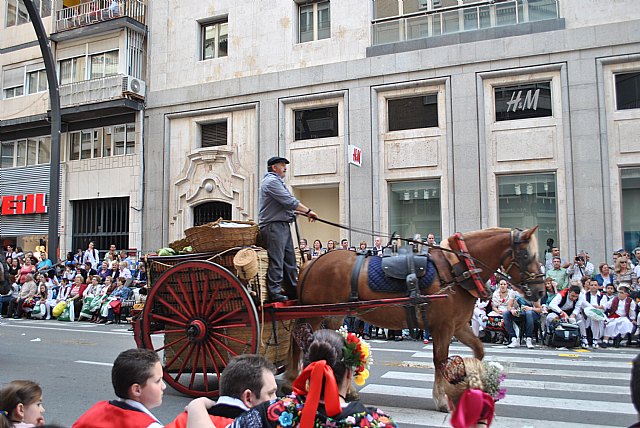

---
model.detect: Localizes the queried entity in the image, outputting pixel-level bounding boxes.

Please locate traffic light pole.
[24,0,61,263]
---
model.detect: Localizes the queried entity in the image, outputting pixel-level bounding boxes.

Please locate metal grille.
[201,122,228,147]
[193,201,231,226]
[71,197,129,252]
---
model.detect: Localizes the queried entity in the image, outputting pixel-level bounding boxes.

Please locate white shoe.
[592,342,599,349]
[525,337,534,349]
[581,339,589,349]
[507,337,519,348]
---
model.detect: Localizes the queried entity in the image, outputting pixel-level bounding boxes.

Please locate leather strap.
[350,252,367,302]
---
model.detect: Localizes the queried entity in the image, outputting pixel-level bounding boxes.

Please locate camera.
[575,256,584,262]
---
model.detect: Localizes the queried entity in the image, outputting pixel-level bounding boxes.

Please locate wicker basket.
[185,218,259,253]
[168,237,190,252]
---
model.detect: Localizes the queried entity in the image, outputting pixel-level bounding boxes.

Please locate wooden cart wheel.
[140,260,260,397]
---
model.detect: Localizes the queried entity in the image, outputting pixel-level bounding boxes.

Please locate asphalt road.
[1,318,637,427]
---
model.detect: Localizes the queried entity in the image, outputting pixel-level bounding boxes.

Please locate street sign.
[348,144,362,167]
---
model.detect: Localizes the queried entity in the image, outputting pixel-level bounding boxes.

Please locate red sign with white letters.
[0,193,48,215]
[348,144,362,167]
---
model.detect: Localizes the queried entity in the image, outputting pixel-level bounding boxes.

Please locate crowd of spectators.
[0,241,147,325]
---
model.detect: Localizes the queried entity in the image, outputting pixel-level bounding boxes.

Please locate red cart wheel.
[140,260,260,397]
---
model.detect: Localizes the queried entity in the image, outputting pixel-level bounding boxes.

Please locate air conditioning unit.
[122,75,146,99]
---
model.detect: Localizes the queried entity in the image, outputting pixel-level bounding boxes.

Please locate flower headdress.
[337,326,372,386]
[439,355,507,401]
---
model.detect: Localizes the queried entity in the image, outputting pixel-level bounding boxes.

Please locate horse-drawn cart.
[132,247,447,398]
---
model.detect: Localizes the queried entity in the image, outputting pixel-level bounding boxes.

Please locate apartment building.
[0,0,147,256]
[142,0,640,263]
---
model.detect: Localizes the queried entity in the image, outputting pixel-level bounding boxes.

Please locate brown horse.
[284,227,545,411]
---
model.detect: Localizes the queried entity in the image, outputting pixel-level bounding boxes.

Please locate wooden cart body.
[133,249,445,397]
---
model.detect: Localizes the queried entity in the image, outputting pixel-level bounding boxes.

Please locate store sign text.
[0,193,48,215]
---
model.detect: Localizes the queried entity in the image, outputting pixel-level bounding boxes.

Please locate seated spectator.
[504,292,542,349]
[167,355,277,428]
[110,260,120,280]
[79,261,98,282]
[0,380,46,427]
[229,329,397,428]
[67,276,88,320]
[602,283,636,348]
[0,280,18,319]
[485,280,514,343]
[471,299,489,338]
[539,278,558,334]
[10,274,37,319]
[97,261,112,282]
[440,356,506,428]
[119,251,134,270]
[72,348,165,428]
[61,263,76,282]
[546,284,592,348]
[310,239,325,259]
[17,258,36,286]
[615,257,638,290]
[358,241,368,252]
[326,240,336,252]
[8,258,20,281]
[594,263,614,291]
[118,261,132,287]
[132,264,147,288]
[79,276,102,321]
[100,277,131,325]
[36,253,52,274]
[104,244,118,264]
[90,276,116,323]
[73,249,84,267]
[583,278,606,348]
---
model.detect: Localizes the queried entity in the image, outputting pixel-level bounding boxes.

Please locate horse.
[284,226,545,411]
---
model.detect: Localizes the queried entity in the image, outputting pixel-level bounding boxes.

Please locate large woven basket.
[185,218,258,252]
[168,237,190,252]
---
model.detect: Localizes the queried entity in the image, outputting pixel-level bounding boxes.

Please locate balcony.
[372,0,559,46]
[59,74,145,108]
[54,0,146,33]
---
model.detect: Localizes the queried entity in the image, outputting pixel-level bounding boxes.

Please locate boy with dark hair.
[73,348,165,428]
[166,354,277,428]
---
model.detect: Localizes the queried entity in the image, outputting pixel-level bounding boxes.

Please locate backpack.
[545,322,580,348]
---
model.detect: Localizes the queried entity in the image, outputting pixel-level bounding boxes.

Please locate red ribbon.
[292,360,342,428]
[450,389,495,428]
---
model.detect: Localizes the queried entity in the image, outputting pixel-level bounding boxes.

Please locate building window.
[497,172,556,259]
[26,68,47,94]
[193,201,232,226]
[59,56,87,84]
[0,136,50,168]
[71,197,130,253]
[294,106,339,140]
[299,1,330,43]
[2,67,24,98]
[67,124,135,161]
[615,72,640,110]
[201,121,228,147]
[388,180,441,241]
[89,50,119,79]
[202,20,228,60]
[621,168,640,252]
[494,81,552,122]
[388,94,438,131]
[5,0,51,27]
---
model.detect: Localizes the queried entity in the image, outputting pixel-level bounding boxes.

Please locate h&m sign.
[0,193,48,215]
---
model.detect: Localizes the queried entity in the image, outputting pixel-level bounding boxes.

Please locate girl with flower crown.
[224,329,396,428]
[440,356,507,428]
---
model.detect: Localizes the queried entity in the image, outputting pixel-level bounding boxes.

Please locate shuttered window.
[201,122,228,147]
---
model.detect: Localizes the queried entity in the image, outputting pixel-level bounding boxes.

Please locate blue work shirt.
[258,172,299,225]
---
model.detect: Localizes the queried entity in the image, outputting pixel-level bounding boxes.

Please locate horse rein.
[299,214,543,296]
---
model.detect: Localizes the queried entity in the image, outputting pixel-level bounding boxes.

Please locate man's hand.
[560,311,569,321]
[307,210,318,222]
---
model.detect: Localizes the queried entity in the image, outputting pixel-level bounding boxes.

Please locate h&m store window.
[294,106,339,140]
[497,173,556,259]
[388,180,441,241]
[494,81,552,121]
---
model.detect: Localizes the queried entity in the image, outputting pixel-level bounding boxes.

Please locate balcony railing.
[59,74,145,108]
[55,0,146,32]
[372,0,559,46]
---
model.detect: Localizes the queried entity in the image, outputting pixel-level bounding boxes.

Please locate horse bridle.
[498,229,544,296]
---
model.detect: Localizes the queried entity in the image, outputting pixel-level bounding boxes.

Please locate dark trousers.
[504,310,540,339]
[261,221,297,297]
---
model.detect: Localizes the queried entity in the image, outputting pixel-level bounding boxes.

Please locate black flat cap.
[267,156,290,167]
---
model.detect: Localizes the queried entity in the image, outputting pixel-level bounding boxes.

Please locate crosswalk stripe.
[394,361,631,380]
[441,345,635,360]
[372,405,617,428]
[359,384,636,415]
[380,371,629,394]
[411,352,632,368]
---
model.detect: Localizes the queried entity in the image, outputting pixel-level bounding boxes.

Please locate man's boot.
[268,284,287,302]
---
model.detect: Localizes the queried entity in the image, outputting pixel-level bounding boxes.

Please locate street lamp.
[23,0,61,264]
